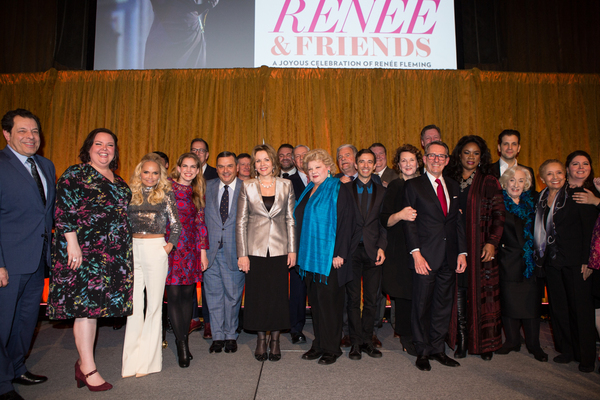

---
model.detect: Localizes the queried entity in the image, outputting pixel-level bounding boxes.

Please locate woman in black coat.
[496,166,547,362]
[379,144,420,354]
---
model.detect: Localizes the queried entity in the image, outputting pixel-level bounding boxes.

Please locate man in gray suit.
[203,151,245,354]
[1,109,55,399]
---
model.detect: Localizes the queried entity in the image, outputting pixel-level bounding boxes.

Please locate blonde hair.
[499,165,532,191]
[130,156,171,206]
[250,144,280,178]
[170,152,206,209]
[303,149,336,174]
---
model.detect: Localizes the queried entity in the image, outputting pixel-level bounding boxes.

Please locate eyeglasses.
[191,148,207,154]
[425,153,449,161]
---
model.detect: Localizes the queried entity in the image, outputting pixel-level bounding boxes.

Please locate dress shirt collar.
[281,167,297,177]
[499,158,517,176]
[219,178,237,192]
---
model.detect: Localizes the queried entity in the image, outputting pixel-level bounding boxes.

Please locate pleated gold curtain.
[1,67,599,183]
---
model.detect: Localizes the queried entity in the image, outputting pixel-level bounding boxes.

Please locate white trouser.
[122,238,168,377]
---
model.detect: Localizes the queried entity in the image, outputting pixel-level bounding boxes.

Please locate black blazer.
[203,164,218,181]
[498,212,528,282]
[284,171,306,200]
[490,161,537,192]
[403,175,467,271]
[345,179,387,262]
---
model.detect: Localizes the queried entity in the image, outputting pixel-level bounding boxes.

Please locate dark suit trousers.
[289,267,307,334]
[347,246,382,345]
[411,261,455,356]
[0,262,44,394]
[545,264,596,368]
[305,269,345,356]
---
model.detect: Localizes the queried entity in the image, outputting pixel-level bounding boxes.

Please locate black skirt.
[243,254,290,331]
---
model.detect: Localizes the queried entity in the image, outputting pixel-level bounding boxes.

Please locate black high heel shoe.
[255,332,268,362]
[176,339,191,368]
[269,339,281,362]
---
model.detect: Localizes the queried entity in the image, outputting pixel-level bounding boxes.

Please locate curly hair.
[446,135,493,182]
[250,144,280,178]
[303,149,336,174]
[499,165,532,192]
[170,152,206,209]
[392,144,423,176]
[78,128,120,171]
[566,150,595,191]
[130,156,171,206]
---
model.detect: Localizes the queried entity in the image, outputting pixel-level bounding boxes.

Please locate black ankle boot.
[176,338,190,368]
[454,287,468,359]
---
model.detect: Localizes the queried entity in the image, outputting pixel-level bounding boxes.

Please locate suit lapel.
[7,150,44,209]
[269,178,283,217]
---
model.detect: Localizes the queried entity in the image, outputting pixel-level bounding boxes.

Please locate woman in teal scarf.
[294,149,356,365]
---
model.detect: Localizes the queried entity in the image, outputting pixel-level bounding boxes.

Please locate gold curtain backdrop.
[1,67,599,184]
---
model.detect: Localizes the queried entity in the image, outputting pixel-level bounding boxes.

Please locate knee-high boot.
[454,287,468,359]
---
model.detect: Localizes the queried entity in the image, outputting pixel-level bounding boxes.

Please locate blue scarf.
[503,190,536,278]
[294,177,340,284]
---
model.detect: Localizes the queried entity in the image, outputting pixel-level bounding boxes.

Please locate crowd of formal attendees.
[2,108,600,398]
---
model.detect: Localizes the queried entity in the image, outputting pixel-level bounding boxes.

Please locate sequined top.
[128,189,182,247]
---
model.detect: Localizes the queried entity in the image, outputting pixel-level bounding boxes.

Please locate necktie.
[283,173,289,178]
[27,157,46,206]
[435,178,447,217]
[220,185,229,224]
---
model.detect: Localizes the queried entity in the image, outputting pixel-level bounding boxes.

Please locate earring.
[327,170,331,178]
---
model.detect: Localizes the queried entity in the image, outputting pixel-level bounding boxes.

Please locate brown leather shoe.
[372,335,382,348]
[203,322,212,339]
[188,319,204,334]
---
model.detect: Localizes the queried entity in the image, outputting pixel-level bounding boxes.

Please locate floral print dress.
[165,180,208,285]
[47,163,133,319]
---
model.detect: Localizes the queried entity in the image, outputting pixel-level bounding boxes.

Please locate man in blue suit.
[203,151,245,354]
[0,109,55,400]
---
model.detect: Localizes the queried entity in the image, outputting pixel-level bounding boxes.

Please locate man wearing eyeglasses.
[403,141,467,372]
[190,138,218,181]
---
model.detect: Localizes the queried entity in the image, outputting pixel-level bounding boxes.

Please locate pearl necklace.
[258,177,274,188]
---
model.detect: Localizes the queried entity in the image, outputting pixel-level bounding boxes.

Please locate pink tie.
[435,178,447,217]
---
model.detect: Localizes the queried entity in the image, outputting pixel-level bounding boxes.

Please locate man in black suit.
[490,129,536,191]
[403,141,467,371]
[369,143,399,188]
[345,149,387,360]
[190,138,217,338]
[191,138,218,181]
[278,143,309,344]
[293,145,309,187]
[1,109,55,399]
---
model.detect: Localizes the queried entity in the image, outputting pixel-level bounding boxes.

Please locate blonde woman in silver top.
[237,144,296,362]
[122,156,181,377]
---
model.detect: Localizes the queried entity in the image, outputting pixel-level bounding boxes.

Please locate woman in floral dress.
[167,152,209,368]
[48,128,132,392]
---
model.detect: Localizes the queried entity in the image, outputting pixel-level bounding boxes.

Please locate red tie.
[435,178,447,217]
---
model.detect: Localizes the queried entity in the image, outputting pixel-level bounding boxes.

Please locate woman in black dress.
[380,144,420,354]
[496,166,547,361]
[236,144,296,362]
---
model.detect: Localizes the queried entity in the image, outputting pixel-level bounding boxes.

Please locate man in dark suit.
[191,138,218,181]
[189,138,217,337]
[345,149,387,360]
[278,144,305,199]
[279,144,309,344]
[0,109,55,399]
[403,141,467,371]
[369,143,398,188]
[490,129,536,191]
[203,152,245,354]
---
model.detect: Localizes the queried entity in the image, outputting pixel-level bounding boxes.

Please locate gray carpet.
[14,318,600,400]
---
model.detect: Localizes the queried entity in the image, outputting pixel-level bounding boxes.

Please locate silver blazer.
[236,177,296,258]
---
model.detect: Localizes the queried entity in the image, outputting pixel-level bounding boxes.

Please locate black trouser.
[394,297,412,337]
[347,246,381,345]
[305,270,345,356]
[411,261,455,356]
[545,264,596,368]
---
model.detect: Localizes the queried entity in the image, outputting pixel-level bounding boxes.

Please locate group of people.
[1,109,600,399]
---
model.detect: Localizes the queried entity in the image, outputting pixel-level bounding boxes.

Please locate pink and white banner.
[255,0,457,69]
